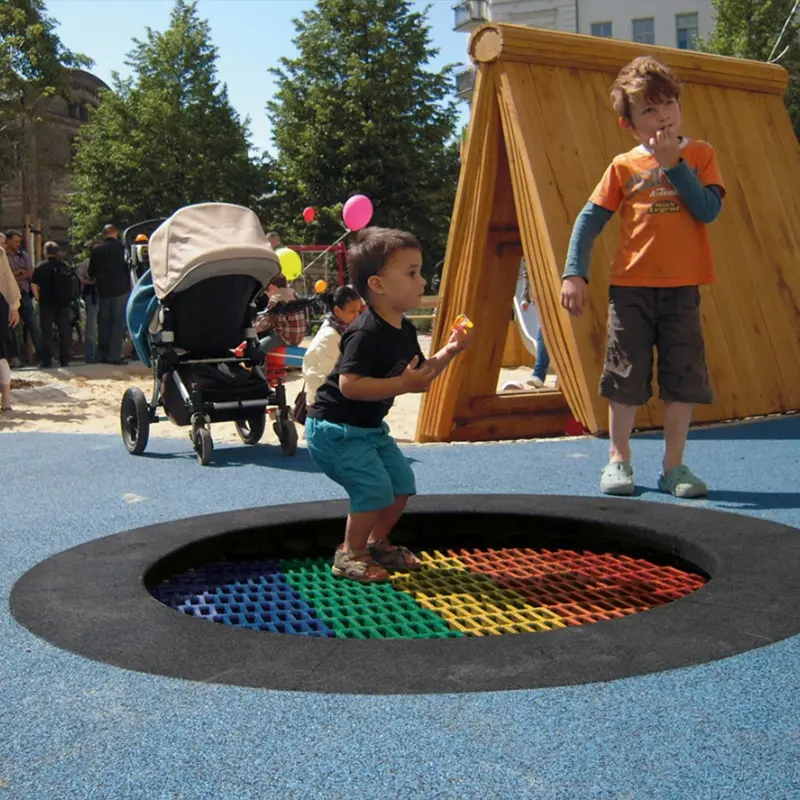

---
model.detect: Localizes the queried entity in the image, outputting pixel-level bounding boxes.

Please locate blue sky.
[50,0,471,155]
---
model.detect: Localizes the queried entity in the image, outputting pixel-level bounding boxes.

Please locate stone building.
[0,68,109,255]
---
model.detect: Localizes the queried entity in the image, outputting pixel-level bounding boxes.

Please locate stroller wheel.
[235,412,266,445]
[194,427,213,466]
[273,408,298,456]
[120,387,150,455]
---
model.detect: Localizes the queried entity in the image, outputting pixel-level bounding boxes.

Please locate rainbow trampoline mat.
[150,546,707,639]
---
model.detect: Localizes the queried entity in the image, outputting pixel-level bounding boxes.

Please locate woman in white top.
[0,233,22,411]
[302,285,362,406]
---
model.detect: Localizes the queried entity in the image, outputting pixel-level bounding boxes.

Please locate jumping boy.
[306,227,472,582]
[560,56,725,498]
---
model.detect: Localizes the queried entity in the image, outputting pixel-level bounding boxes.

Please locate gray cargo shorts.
[599,285,714,407]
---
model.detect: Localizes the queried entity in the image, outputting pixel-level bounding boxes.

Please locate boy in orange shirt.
[560,56,725,498]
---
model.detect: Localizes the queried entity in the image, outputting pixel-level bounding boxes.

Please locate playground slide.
[512,268,539,359]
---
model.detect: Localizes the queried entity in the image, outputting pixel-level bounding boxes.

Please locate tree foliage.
[69,0,263,247]
[699,0,800,135]
[0,0,91,208]
[265,0,460,284]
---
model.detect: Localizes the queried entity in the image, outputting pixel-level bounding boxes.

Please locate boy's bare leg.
[368,495,409,543]
[368,495,420,569]
[662,401,693,473]
[608,401,638,463]
[344,510,381,554]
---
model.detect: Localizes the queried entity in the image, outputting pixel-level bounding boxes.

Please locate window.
[453,0,488,29]
[676,12,699,50]
[591,21,612,38]
[632,18,655,45]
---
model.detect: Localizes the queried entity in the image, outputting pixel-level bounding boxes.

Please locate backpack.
[52,262,80,307]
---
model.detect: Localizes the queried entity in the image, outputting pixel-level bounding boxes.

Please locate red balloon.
[303,206,316,223]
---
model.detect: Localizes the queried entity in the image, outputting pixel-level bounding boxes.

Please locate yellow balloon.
[315,279,328,293]
[276,247,302,281]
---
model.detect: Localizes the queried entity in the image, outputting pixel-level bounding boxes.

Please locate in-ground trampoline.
[11,494,800,695]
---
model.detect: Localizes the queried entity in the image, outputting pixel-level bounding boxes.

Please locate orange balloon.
[314,279,328,293]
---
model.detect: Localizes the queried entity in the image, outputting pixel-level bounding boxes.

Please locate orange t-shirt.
[590,138,725,286]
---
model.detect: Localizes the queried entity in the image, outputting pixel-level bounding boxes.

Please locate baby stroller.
[121,203,308,465]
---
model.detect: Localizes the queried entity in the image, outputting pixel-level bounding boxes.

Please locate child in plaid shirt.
[257,274,307,351]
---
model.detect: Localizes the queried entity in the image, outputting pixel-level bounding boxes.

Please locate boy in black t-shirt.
[307,227,472,582]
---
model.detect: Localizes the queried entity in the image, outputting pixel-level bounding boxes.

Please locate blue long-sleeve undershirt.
[562,160,724,282]
[664,160,723,224]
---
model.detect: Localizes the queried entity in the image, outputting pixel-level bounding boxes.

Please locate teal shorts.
[305,417,417,513]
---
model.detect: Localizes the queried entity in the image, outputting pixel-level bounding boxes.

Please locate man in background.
[88,224,130,364]
[5,229,42,364]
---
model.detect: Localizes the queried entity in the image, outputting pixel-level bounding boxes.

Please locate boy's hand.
[400,355,436,394]
[560,276,589,317]
[650,126,680,170]
[445,321,473,354]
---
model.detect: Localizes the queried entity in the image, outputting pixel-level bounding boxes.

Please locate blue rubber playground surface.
[1,416,799,799]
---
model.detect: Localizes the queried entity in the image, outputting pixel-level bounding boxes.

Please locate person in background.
[519,259,553,390]
[4,229,41,364]
[266,231,281,250]
[77,238,101,362]
[89,224,130,364]
[0,234,21,410]
[302,285,363,406]
[32,241,75,368]
[256,273,307,353]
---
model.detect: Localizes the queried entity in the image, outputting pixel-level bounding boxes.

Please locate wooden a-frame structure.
[417,23,800,443]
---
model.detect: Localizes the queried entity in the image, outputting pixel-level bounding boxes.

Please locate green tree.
[0,0,91,217]
[699,0,800,135]
[69,0,262,247]
[266,0,461,285]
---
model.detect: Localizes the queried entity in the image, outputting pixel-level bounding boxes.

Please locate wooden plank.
[762,96,800,230]
[496,63,597,430]
[469,24,788,95]
[671,85,746,421]
[451,233,522,415]
[416,67,518,441]
[502,321,534,368]
[451,406,575,442]
[417,295,439,310]
[709,86,799,409]
[684,83,771,416]
[467,391,569,416]
[416,65,503,442]
[524,64,612,428]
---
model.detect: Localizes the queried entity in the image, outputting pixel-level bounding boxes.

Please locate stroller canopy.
[148,203,280,300]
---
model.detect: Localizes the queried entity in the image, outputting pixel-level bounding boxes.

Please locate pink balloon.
[342,194,374,231]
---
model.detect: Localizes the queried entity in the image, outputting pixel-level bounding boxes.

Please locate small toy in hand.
[452,313,474,330]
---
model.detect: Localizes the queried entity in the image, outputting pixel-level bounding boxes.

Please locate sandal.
[331,546,390,582]
[600,461,635,496]
[368,540,421,571]
[658,465,708,499]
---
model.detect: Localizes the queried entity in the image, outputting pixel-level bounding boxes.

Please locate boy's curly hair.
[347,226,420,301]
[611,56,683,123]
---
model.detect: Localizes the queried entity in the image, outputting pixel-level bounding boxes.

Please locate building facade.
[454,0,714,100]
[0,68,109,254]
